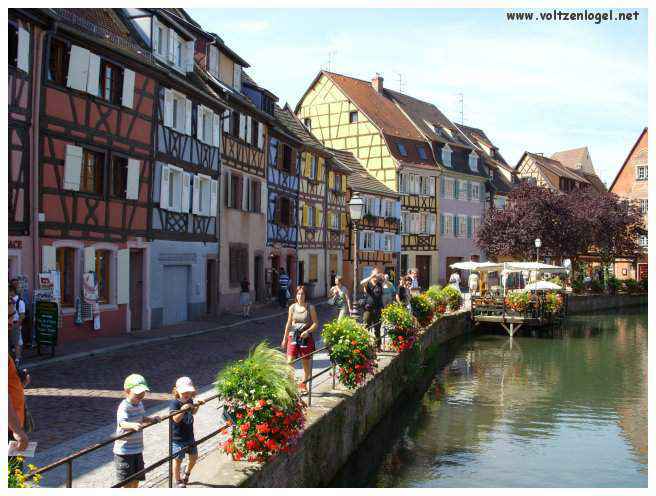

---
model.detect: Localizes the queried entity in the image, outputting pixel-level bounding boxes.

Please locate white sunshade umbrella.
[522,281,563,291]
[502,262,569,274]
[450,261,504,272]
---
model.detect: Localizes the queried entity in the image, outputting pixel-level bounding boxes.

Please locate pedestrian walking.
[113,374,160,488]
[329,270,336,288]
[281,286,319,391]
[278,269,291,308]
[449,271,461,290]
[409,268,420,295]
[361,268,384,350]
[239,277,251,318]
[382,273,396,306]
[396,276,412,312]
[9,285,25,364]
[468,271,480,296]
[169,377,199,488]
[329,276,352,319]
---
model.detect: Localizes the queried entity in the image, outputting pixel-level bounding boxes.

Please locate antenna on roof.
[393,71,406,93]
[457,93,464,125]
[325,51,337,72]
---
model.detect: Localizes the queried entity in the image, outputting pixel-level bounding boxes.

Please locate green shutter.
[467,216,472,238]
[454,180,460,199]
[453,216,459,237]
[467,182,471,201]
[440,176,446,198]
[440,214,445,235]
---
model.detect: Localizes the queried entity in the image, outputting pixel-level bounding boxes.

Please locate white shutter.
[210,179,218,217]
[429,213,436,234]
[239,114,246,140]
[395,234,402,253]
[126,159,140,200]
[63,144,83,191]
[151,16,160,53]
[212,112,221,149]
[181,172,191,213]
[184,40,195,73]
[257,122,264,149]
[185,98,192,135]
[208,45,218,76]
[167,29,176,62]
[246,116,253,144]
[17,27,29,73]
[233,63,241,90]
[67,45,90,92]
[197,105,204,140]
[42,245,56,272]
[160,164,170,209]
[84,246,96,273]
[429,177,436,196]
[164,89,174,127]
[394,200,401,218]
[122,69,135,109]
[222,109,230,133]
[117,249,130,305]
[373,197,381,217]
[261,182,268,215]
[192,175,201,214]
[86,53,101,96]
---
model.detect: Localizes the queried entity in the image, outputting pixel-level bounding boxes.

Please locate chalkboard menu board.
[35,300,59,354]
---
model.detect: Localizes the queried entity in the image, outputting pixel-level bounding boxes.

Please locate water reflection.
[333,309,647,488]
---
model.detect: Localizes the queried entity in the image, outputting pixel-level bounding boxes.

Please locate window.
[444,214,453,236]
[48,37,70,85]
[304,118,311,130]
[231,111,240,137]
[251,119,259,145]
[80,149,105,195]
[9,22,18,67]
[171,93,187,133]
[99,60,123,105]
[470,182,480,202]
[309,155,318,180]
[383,234,394,252]
[268,137,279,167]
[383,199,394,218]
[156,25,167,57]
[307,254,319,282]
[458,180,468,200]
[494,196,506,209]
[362,231,375,250]
[442,145,452,167]
[468,151,479,172]
[417,145,428,160]
[307,206,316,227]
[636,165,648,181]
[56,247,75,307]
[171,33,182,68]
[458,215,467,237]
[198,106,214,144]
[229,174,241,209]
[396,142,408,157]
[110,156,128,198]
[401,212,409,234]
[639,235,648,247]
[282,144,292,172]
[229,245,248,285]
[445,178,455,199]
[472,216,481,237]
[95,250,111,304]
[640,199,648,215]
[250,180,261,213]
[349,111,358,124]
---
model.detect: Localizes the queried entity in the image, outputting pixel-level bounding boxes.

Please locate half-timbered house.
[330,149,401,294]
[37,9,156,340]
[296,72,439,288]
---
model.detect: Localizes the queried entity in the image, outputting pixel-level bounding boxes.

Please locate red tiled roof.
[609,127,648,192]
[524,152,590,184]
[550,147,588,170]
[69,9,129,37]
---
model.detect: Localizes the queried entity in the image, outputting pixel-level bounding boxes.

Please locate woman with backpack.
[329,276,351,319]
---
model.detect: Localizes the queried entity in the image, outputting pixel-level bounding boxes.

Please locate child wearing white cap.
[170,377,199,487]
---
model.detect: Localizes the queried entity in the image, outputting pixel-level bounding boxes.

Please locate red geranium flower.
[256,423,270,434]
[240,422,251,434]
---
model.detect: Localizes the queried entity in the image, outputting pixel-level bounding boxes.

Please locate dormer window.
[152,17,194,74]
[442,144,452,168]
[417,145,428,161]
[349,111,358,123]
[304,118,311,130]
[468,151,479,172]
[396,142,408,157]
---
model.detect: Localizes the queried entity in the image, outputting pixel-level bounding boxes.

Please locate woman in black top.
[396,276,412,311]
[240,277,251,318]
[361,268,384,350]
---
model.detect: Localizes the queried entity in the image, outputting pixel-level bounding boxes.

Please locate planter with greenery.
[543,292,564,314]
[410,293,434,327]
[9,458,40,488]
[424,285,445,312]
[504,292,531,313]
[439,285,463,312]
[322,317,377,389]
[381,302,418,352]
[215,342,306,462]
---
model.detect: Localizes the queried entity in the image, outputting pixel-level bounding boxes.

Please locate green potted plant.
[410,293,434,327]
[322,317,377,389]
[439,286,463,312]
[381,302,418,352]
[505,292,530,313]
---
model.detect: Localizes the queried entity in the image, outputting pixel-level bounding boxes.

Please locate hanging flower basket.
[410,294,435,327]
[381,302,419,352]
[322,317,377,389]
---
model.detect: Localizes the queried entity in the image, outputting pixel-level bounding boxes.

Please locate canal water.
[333,309,647,488]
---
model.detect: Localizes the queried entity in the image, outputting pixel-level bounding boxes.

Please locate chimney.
[372,73,384,93]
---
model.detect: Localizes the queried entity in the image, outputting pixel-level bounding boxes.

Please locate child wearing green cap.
[113,373,160,488]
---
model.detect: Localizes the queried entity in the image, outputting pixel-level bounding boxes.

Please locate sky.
[188,7,648,186]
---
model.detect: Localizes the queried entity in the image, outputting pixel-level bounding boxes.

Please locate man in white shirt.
[9,285,25,363]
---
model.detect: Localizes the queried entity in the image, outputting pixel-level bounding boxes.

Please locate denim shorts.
[171,439,198,460]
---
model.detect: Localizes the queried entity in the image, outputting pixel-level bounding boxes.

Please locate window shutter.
[152,16,160,53]
[301,203,307,226]
[241,176,249,211]
[160,164,170,209]
[440,214,445,235]
[212,112,221,149]
[126,159,140,200]
[429,177,435,196]
[222,109,230,133]
[210,179,219,217]
[167,29,176,62]
[233,64,241,91]
[164,89,174,127]
[429,214,436,234]
[239,114,246,140]
[394,200,401,218]
[257,122,264,149]
[185,99,192,135]
[317,158,325,182]
[86,53,101,96]
[67,45,91,92]
[121,69,135,109]
[261,182,267,215]
[467,216,473,238]
[117,249,130,304]
[440,176,445,198]
[196,105,204,141]
[63,144,83,191]
[454,216,459,237]
[192,174,201,214]
[467,181,472,201]
[328,171,334,190]
[17,27,30,73]
[317,206,324,228]
[373,197,381,217]
[246,116,253,144]
[184,40,195,72]
[42,245,56,272]
[454,180,460,200]
[84,246,96,273]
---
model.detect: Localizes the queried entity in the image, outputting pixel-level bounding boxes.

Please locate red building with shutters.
[36,9,155,342]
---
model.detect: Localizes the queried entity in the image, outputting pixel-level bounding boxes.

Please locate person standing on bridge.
[170,377,199,488]
[281,286,318,391]
[278,268,291,308]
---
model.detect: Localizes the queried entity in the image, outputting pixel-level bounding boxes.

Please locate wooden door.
[416,255,431,289]
[129,249,143,331]
[254,255,263,302]
[205,259,216,314]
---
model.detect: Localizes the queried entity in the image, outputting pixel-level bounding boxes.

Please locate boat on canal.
[451,261,570,337]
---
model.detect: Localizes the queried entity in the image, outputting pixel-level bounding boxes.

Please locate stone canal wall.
[568,293,647,314]
[190,311,472,488]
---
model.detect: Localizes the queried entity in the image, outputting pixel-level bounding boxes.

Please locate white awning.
[502,262,568,274]
[522,281,563,291]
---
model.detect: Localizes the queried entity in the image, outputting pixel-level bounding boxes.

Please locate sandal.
[175,481,186,488]
[182,470,191,485]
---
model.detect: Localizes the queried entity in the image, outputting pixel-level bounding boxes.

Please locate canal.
[333,309,647,488]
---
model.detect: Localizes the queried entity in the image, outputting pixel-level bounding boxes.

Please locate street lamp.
[534,238,542,263]
[348,195,364,301]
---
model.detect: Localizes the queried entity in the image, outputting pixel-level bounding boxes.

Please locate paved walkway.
[27,303,338,488]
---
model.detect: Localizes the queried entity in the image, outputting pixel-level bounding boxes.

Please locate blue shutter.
[454,216,459,237]
[440,214,445,235]
[467,181,472,201]
[454,180,460,199]
[440,176,446,198]
[395,234,401,252]
[467,216,472,238]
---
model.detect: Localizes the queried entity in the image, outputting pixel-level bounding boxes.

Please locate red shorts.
[287,334,316,359]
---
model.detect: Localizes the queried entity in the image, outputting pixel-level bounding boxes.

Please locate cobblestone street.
[26,303,337,486]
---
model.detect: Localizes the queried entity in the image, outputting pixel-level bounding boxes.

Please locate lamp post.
[348,195,364,301]
[535,238,542,263]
